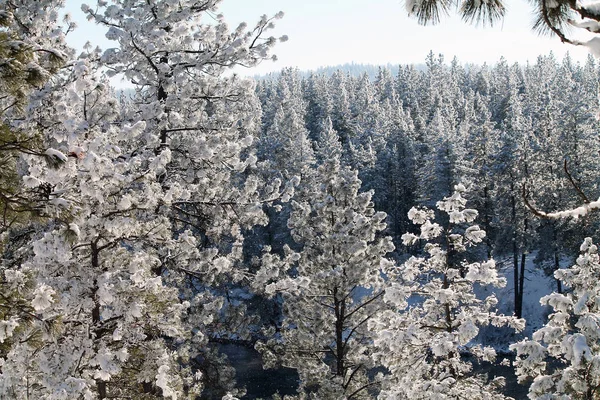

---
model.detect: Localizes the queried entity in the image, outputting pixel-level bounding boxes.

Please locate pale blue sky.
[64,0,594,76]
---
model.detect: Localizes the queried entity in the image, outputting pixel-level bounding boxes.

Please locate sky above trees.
[64,0,595,77]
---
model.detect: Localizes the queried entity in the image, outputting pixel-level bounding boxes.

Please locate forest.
[3,0,600,399]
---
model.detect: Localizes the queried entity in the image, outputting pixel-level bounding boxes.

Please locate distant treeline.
[253,51,600,288]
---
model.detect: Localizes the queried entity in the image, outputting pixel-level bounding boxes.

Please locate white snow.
[483,251,556,340]
[44,148,68,163]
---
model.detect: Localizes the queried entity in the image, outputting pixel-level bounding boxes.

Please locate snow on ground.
[476,251,558,349]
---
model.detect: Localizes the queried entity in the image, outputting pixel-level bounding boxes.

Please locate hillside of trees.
[254,53,600,318]
[4,1,600,399]
[254,63,426,80]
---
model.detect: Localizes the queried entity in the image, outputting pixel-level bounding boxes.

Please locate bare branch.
[522,184,552,219]
[344,290,384,321]
[564,159,590,203]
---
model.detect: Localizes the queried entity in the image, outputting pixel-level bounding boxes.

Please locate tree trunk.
[516,218,528,319]
[517,252,526,319]
[91,242,107,400]
[553,227,562,293]
[334,287,345,378]
[511,192,520,318]
[158,53,169,146]
[483,184,493,259]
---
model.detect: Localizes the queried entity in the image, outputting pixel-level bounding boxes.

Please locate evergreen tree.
[255,158,394,399]
[0,0,70,230]
[396,64,424,123]
[459,92,501,257]
[0,0,288,397]
[330,70,356,159]
[371,185,524,399]
[370,97,417,240]
[314,116,343,164]
[417,108,462,206]
[512,237,600,399]
[374,66,396,104]
[494,78,535,319]
[259,69,314,180]
[304,72,333,140]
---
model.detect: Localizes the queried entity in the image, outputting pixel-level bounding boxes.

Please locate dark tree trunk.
[158,53,169,146]
[90,241,107,399]
[553,227,562,293]
[511,192,521,319]
[517,252,526,319]
[515,217,528,319]
[333,287,345,378]
[483,184,493,259]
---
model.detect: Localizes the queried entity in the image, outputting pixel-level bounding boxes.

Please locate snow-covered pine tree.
[369,95,418,241]
[511,237,600,399]
[330,70,355,159]
[253,69,313,260]
[0,0,290,398]
[13,67,198,399]
[370,185,524,399]
[374,66,395,104]
[346,72,380,174]
[304,72,333,141]
[527,69,574,292]
[314,116,343,164]
[259,81,315,180]
[84,0,296,396]
[0,0,72,228]
[459,91,501,258]
[87,0,287,235]
[395,64,424,123]
[254,157,394,399]
[528,55,600,291]
[0,23,199,395]
[417,107,463,206]
[494,76,535,319]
